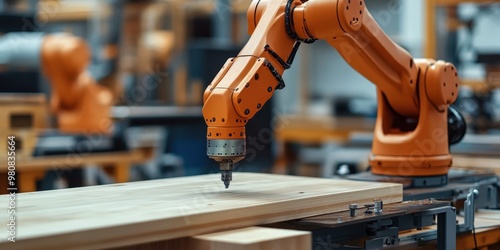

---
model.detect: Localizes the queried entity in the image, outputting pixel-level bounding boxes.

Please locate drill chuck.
[207,138,246,159]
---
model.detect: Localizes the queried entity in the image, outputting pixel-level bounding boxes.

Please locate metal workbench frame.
[269,200,457,250]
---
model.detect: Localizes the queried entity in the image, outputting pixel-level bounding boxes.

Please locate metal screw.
[364,204,373,214]
[349,204,358,217]
[374,199,383,214]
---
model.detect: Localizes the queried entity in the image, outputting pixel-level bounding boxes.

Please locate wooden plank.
[0,94,45,104]
[0,148,153,173]
[0,173,402,250]
[274,116,375,144]
[191,226,311,250]
[0,104,47,131]
[452,155,500,174]
[38,1,111,22]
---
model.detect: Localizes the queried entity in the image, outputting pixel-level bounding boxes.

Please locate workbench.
[451,134,500,174]
[0,147,154,194]
[273,115,374,174]
[0,173,402,250]
[112,105,213,175]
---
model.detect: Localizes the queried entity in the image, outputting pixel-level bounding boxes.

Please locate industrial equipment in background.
[0,30,136,192]
[41,33,113,134]
[458,4,500,133]
[0,4,121,191]
[0,0,160,189]
[0,32,113,153]
[427,2,500,133]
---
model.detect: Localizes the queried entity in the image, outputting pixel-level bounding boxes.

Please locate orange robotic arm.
[203,0,460,188]
[41,34,113,134]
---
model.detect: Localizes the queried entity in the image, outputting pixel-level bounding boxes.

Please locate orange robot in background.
[202,0,465,188]
[41,34,113,134]
[0,32,113,134]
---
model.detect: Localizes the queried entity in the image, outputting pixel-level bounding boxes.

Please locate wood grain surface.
[191,226,311,250]
[452,155,500,174]
[0,173,402,250]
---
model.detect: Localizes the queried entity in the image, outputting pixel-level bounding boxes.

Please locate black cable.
[284,0,315,44]
[456,213,479,250]
[473,225,478,250]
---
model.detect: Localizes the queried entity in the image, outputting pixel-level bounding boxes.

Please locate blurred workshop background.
[0,0,499,192]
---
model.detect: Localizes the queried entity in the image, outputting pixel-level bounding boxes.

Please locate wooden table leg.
[103,162,130,183]
[18,170,46,193]
[272,140,287,174]
[0,172,7,194]
[114,162,129,183]
[273,142,298,175]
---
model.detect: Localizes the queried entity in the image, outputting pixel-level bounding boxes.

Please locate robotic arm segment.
[41,35,90,111]
[293,0,420,117]
[425,61,460,111]
[371,59,459,177]
[291,0,460,178]
[202,0,301,187]
[203,0,463,187]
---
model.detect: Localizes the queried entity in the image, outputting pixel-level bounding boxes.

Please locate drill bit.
[217,159,236,188]
[221,170,232,189]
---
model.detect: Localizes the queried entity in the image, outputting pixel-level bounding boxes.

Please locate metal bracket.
[413,206,457,250]
[462,188,479,231]
[365,226,399,249]
[296,200,456,250]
